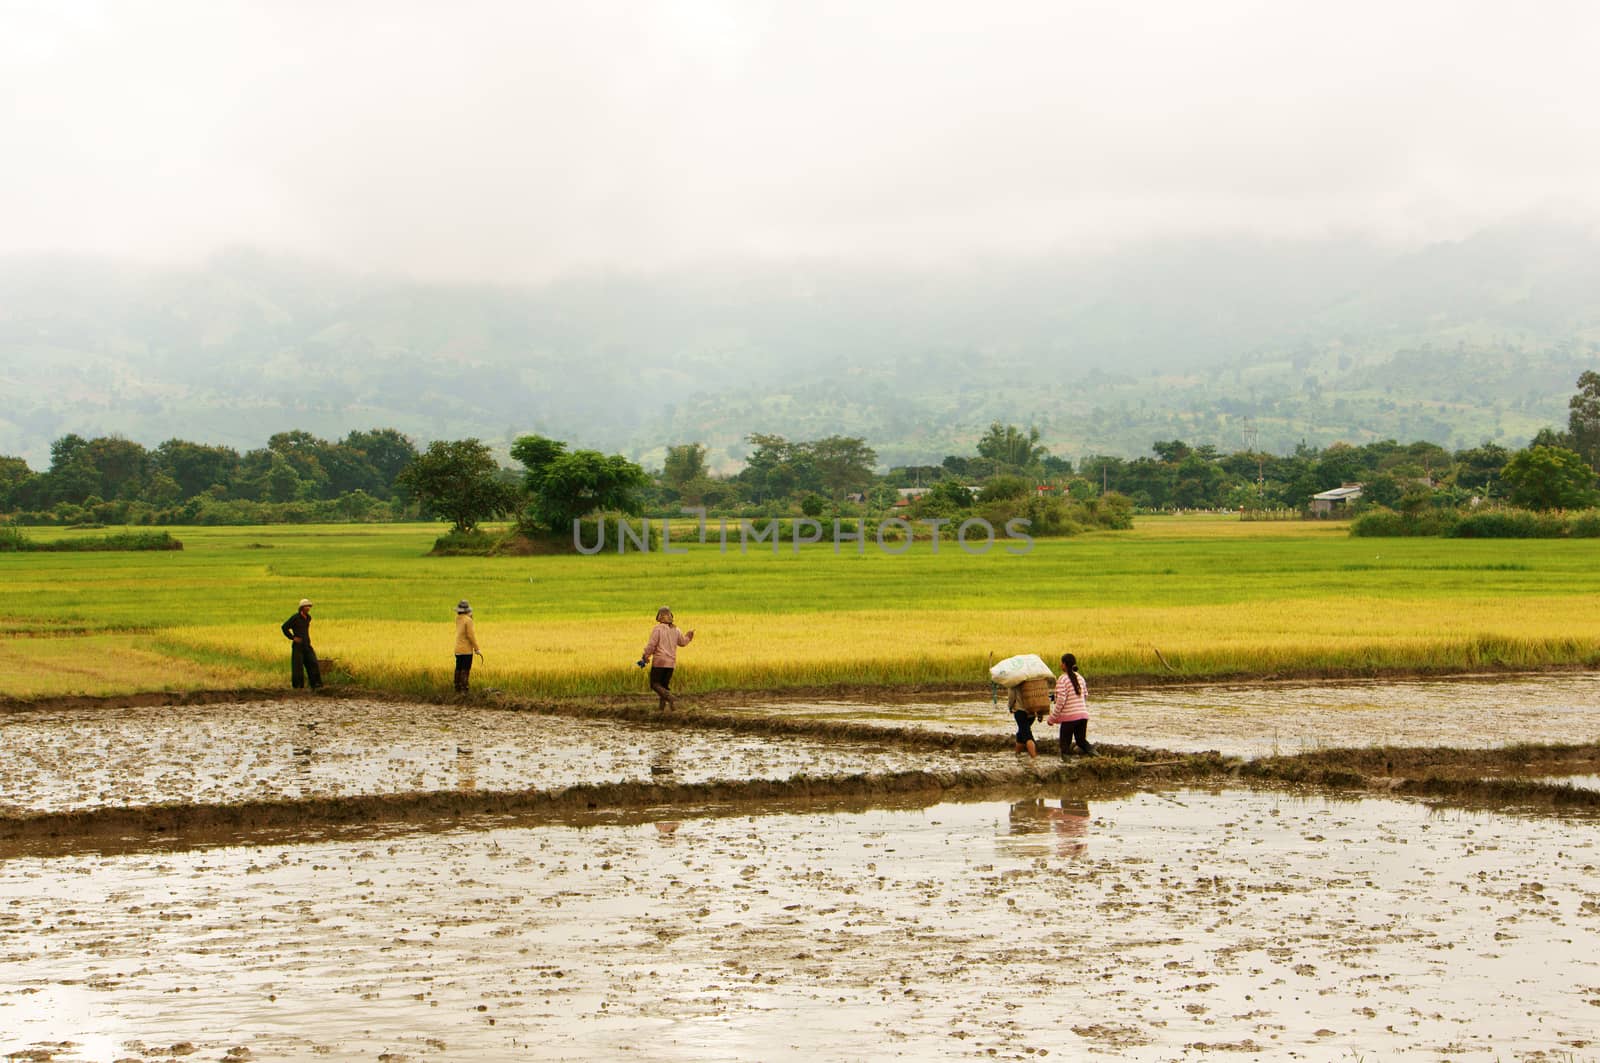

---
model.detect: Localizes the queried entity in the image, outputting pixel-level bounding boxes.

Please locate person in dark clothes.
[281,597,322,690]
[1006,684,1039,759]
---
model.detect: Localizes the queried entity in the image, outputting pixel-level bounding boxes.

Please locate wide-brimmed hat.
[456,600,472,614]
[299,598,313,608]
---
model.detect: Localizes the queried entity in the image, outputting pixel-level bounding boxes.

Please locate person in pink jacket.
[1047,652,1094,757]
[638,606,695,710]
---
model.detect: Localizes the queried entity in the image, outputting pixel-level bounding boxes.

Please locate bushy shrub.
[1076,492,1135,530]
[4,530,182,552]
[1569,510,1600,538]
[978,476,1030,503]
[1354,505,1600,538]
[1451,510,1567,538]
[1350,508,1460,537]
[430,528,501,555]
[967,490,1131,536]
[910,481,975,519]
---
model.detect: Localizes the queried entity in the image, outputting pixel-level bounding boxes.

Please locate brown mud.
[4,662,1596,715]
[4,788,1599,1061]
[5,679,1600,1060]
[0,759,1211,859]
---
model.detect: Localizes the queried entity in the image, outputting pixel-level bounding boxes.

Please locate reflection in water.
[653,820,681,844]
[1006,798,1090,859]
[4,792,1596,1058]
[455,745,477,792]
[292,720,318,794]
[650,748,676,778]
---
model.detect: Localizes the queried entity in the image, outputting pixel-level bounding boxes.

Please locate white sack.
[988,653,1054,688]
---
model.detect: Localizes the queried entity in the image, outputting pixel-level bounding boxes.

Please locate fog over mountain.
[6,3,1600,470]
[2,220,1595,471]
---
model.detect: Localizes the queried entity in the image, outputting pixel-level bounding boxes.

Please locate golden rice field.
[3,516,1599,700]
[167,597,1600,698]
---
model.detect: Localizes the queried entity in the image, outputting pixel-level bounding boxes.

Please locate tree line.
[3,373,1596,528]
[0,429,419,525]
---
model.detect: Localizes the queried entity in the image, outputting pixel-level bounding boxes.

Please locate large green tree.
[1500,445,1598,511]
[809,435,877,499]
[0,455,34,510]
[1569,370,1600,471]
[343,429,418,497]
[396,438,517,532]
[661,443,708,490]
[512,434,649,532]
[735,433,875,503]
[737,433,803,503]
[977,422,1047,469]
[41,433,101,504]
[154,439,241,499]
[1451,442,1509,498]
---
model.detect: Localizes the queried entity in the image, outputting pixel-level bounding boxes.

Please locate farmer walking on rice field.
[638,606,694,710]
[1048,652,1093,757]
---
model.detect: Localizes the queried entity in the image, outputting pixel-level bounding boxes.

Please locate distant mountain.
[1,221,1596,471]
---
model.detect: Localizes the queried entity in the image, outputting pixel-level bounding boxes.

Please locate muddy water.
[0,699,1000,816]
[3,789,1597,1061]
[733,672,1600,757]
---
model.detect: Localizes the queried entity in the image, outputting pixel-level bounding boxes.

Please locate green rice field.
[2,515,1597,700]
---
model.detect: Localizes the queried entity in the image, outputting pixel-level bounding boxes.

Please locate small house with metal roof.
[1309,482,1363,516]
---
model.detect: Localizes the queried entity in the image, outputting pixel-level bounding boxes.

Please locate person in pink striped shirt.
[1047,652,1094,757]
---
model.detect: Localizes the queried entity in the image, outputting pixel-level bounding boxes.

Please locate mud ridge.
[6,735,1597,857]
[0,756,1211,856]
[2,662,1588,714]
[0,686,308,715]
[1241,741,1600,783]
[1394,775,1600,808]
[473,690,1213,757]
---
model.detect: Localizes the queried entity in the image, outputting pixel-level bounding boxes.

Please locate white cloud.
[4,0,1599,280]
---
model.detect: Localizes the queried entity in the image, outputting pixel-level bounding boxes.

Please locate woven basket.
[1016,677,1051,715]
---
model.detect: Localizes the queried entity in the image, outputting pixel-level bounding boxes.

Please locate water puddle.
[728,672,1600,757]
[3,788,1597,1060]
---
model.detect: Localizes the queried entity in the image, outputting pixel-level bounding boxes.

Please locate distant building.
[894,487,931,507]
[1309,482,1363,516]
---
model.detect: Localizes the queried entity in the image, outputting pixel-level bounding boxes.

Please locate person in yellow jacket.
[454,600,483,694]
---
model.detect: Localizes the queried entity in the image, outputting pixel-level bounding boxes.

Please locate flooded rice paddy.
[0,699,996,817]
[727,672,1600,757]
[4,791,1598,1060]
[3,674,1599,1060]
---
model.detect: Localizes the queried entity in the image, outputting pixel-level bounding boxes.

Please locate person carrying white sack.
[989,652,1054,760]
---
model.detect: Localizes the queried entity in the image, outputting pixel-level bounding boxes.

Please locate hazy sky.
[6,0,1600,282]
